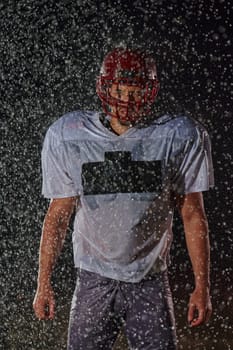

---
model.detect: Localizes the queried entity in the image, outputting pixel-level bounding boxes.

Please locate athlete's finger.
[48,298,55,319]
[190,309,205,327]
[205,307,212,324]
[33,297,49,320]
[34,303,47,320]
[187,303,196,324]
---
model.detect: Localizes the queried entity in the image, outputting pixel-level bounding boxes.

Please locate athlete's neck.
[110,117,132,135]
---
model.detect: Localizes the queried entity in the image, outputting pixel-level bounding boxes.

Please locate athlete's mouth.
[117,105,138,117]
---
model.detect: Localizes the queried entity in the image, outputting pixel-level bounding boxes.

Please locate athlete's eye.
[134,90,143,98]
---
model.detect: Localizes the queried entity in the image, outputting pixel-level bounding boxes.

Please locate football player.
[33,47,214,350]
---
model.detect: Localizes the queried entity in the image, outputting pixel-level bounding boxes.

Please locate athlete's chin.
[118,112,141,125]
[118,118,132,126]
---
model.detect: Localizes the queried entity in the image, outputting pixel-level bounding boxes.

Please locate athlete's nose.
[121,91,133,102]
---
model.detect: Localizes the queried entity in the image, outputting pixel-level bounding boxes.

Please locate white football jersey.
[42,111,214,282]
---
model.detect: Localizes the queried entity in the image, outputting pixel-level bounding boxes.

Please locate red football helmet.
[96,48,160,122]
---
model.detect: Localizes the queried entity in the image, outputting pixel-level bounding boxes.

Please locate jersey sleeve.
[41,127,78,199]
[172,126,214,194]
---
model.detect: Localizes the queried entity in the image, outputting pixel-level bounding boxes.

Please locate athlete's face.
[108,83,145,124]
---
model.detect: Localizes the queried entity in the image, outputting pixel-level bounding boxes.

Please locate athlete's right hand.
[33,284,55,320]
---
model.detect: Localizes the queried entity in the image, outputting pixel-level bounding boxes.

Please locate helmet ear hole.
[96,48,159,122]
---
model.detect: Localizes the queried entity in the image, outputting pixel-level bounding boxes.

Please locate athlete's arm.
[33,196,77,320]
[176,192,212,327]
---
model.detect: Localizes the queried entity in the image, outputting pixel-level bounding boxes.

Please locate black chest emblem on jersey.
[81,151,162,195]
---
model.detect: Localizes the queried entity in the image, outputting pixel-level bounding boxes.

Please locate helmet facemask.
[97,77,159,124]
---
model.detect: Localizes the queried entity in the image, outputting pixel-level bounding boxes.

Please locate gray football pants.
[67,269,177,350]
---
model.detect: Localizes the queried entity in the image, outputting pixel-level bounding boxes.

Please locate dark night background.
[0,0,232,349]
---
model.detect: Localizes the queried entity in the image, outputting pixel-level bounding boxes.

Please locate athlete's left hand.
[188,287,212,327]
